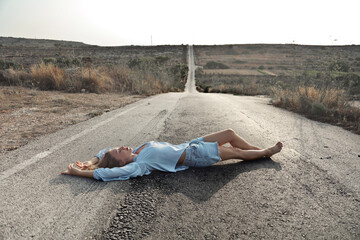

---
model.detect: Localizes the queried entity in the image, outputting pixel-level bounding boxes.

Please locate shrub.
[311,101,328,116]
[335,73,360,95]
[328,61,350,72]
[299,94,312,112]
[80,67,113,93]
[203,61,229,69]
[43,57,82,68]
[271,85,348,113]
[106,66,133,92]
[170,64,188,82]
[42,58,57,65]
[0,60,21,70]
[1,68,32,86]
[31,62,65,90]
[233,60,247,64]
[155,56,170,65]
[127,57,156,69]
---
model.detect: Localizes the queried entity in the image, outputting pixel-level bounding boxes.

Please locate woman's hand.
[61,163,95,178]
[76,157,99,170]
[76,160,91,170]
[61,163,79,175]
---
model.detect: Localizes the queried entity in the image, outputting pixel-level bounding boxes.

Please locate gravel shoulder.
[0,86,144,155]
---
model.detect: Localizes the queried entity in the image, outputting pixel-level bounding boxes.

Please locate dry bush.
[80,67,114,93]
[131,71,169,95]
[3,59,184,95]
[273,86,348,112]
[1,68,32,86]
[298,87,347,109]
[31,62,65,90]
[106,66,133,92]
[201,82,263,96]
[271,85,360,133]
[62,68,82,93]
[73,65,173,95]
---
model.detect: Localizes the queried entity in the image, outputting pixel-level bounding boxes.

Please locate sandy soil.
[0,86,144,154]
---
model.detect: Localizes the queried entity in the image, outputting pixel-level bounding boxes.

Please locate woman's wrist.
[74,168,94,178]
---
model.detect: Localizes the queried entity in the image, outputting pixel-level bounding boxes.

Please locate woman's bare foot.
[265,142,283,157]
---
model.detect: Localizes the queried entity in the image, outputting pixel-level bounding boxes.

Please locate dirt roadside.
[0,86,144,155]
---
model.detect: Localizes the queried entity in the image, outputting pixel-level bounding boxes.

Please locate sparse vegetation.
[233,60,247,64]
[271,85,360,133]
[0,39,188,95]
[0,38,189,154]
[194,44,360,134]
[0,57,187,95]
[203,61,229,69]
[328,60,351,72]
[0,60,21,70]
[42,57,82,68]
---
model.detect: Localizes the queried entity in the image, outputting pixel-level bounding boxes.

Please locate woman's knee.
[225,128,235,137]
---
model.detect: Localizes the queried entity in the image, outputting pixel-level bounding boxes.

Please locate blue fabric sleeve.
[93,162,150,181]
[95,147,112,159]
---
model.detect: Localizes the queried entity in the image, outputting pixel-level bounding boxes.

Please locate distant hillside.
[0,36,188,68]
[0,37,90,48]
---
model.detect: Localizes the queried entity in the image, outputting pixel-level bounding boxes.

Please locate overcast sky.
[0,0,359,46]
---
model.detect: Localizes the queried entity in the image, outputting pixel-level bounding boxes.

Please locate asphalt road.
[1,46,359,239]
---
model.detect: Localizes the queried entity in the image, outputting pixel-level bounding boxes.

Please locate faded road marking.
[0,106,137,181]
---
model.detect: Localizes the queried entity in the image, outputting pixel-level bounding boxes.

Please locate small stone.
[324,145,329,148]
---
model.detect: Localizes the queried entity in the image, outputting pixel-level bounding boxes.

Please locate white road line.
[0,106,137,181]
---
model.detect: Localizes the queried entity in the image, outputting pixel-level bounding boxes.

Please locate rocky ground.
[0,86,143,155]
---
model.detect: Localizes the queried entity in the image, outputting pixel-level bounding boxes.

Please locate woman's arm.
[93,163,147,181]
[61,163,94,178]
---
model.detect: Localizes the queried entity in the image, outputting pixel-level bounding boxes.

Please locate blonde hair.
[84,149,120,170]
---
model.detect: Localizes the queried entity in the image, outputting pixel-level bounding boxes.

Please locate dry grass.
[107,66,133,93]
[202,82,263,96]
[1,62,183,95]
[79,67,113,93]
[271,86,360,134]
[31,62,65,90]
[1,68,32,86]
[272,86,348,110]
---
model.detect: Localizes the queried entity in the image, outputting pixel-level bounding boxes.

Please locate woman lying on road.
[61,129,283,181]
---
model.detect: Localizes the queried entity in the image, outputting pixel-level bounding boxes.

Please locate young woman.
[61,129,283,181]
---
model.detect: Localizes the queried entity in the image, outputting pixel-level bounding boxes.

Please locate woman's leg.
[218,142,283,161]
[203,129,260,150]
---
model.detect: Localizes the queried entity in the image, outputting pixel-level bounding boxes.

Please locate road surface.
[1,46,359,239]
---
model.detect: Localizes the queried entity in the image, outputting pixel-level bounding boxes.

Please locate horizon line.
[0,35,359,47]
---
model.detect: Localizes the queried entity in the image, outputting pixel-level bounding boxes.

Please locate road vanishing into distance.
[1,46,359,239]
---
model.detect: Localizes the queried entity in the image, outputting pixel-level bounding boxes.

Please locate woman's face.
[109,146,133,166]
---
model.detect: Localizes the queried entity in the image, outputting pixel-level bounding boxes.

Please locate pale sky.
[0,0,359,46]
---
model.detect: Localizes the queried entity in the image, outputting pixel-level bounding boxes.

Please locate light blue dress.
[93,141,191,181]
